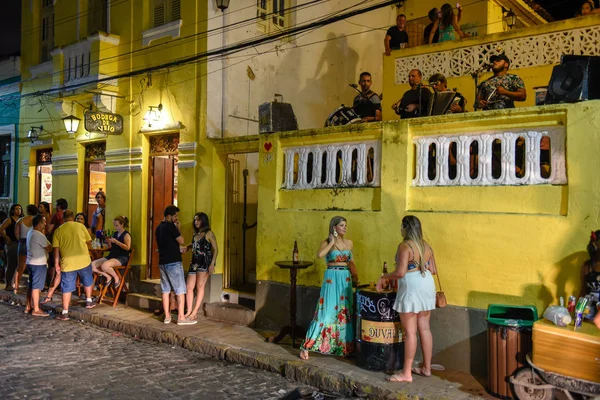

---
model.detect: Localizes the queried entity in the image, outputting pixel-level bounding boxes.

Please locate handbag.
[433,255,447,308]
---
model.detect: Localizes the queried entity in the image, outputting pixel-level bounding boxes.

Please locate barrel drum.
[355,288,404,372]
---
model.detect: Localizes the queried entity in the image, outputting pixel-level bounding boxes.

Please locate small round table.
[268,260,313,348]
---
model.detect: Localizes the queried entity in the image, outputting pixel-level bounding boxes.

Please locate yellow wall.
[18,0,209,275]
[249,102,600,312]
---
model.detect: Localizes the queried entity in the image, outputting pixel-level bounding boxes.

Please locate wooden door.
[148,156,174,279]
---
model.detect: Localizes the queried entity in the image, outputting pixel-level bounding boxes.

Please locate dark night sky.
[0,1,21,58]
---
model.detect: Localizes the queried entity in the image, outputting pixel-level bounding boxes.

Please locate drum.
[355,288,404,372]
[324,106,362,127]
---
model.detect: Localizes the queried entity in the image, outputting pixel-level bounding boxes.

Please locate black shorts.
[106,255,129,266]
[188,263,209,274]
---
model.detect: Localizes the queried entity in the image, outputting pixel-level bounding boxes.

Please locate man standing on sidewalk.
[52,210,95,320]
[156,205,196,325]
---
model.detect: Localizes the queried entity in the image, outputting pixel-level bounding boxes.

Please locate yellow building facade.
[16,0,600,375]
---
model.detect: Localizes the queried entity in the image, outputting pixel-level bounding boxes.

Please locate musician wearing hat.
[352,72,382,122]
[428,73,466,113]
[477,54,526,111]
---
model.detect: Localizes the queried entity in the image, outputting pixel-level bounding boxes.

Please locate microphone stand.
[471,65,490,111]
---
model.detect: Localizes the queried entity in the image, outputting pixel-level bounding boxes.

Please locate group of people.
[299,215,439,383]
[155,205,218,326]
[0,193,133,321]
[351,52,524,122]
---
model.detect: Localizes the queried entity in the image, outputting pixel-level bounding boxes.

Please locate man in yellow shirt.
[52,210,93,320]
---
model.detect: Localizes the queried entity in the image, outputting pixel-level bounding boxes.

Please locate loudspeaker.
[258,100,298,134]
[545,55,600,104]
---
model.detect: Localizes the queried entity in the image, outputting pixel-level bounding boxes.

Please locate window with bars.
[0,135,11,198]
[257,0,291,33]
[40,0,55,63]
[153,0,181,28]
[88,0,108,35]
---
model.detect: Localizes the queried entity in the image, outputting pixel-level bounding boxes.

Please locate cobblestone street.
[0,303,321,400]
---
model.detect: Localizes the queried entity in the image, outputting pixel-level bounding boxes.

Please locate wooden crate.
[532,319,600,382]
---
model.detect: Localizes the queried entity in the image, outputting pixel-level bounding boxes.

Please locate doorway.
[147,134,179,279]
[35,148,53,206]
[224,152,258,292]
[82,142,106,228]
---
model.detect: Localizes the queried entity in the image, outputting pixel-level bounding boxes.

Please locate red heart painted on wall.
[264,142,273,152]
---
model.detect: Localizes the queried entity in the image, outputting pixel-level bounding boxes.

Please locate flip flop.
[411,367,431,377]
[386,374,412,383]
[40,296,52,304]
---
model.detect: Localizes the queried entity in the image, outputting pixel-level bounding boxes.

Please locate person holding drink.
[377,215,438,382]
[91,216,131,289]
[299,216,358,360]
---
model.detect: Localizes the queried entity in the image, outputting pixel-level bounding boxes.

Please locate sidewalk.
[0,289,492,400]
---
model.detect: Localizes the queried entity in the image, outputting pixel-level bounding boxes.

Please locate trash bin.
[487,304,538,399]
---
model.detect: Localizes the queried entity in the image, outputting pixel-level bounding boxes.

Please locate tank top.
[5,216,17,242]
[19,219,33,240]
[438,24,457,42]
[191,231,213,269]
[325,245,353,264]
[107,230,131,260]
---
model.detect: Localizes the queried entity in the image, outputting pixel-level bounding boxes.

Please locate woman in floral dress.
[300,216,358,360]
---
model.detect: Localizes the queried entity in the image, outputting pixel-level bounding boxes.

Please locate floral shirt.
[478,73,525,110]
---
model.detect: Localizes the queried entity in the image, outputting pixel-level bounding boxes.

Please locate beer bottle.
[293,241,299,264]
[381,261,389,291]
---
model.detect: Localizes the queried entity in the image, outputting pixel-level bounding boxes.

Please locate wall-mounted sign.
[84,111,123,134]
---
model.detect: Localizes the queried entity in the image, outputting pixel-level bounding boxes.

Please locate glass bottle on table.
[381,261,390,291]
[293,241,299,264]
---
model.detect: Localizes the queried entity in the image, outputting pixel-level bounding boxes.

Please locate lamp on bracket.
[502,7,517,30]
[215,0,230,12]
[28,126,43,143]
[62,101,91,138]
[144,103,163,128]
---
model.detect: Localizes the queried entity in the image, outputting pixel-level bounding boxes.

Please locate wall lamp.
[144,103,163,127]
[62,115,81,137]
[216,0,230,11]
[28,126,43,143]
[502,7,517,30]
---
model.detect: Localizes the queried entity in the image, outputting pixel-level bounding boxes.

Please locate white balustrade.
[396,25,600,84]
[412,128,566,187]
[282,140,381,190]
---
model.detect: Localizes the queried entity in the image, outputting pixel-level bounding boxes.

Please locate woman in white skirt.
[377,215,437,382]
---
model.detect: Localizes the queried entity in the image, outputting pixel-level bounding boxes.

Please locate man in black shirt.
[156,205,196,326]
[352,72,382,122]
[384,14,409,56]
[423,8,440,45]
[428,73,466,113]
[392,69,431,119]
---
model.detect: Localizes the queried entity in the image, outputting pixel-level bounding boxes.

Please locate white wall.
[207,1,400,137]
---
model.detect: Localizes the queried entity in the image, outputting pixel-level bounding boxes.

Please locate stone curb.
[0,292,415,400]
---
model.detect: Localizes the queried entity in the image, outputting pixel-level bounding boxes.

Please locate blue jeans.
[27,264,48,290]
[159,262,186,295]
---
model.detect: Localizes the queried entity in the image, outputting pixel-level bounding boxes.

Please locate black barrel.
[355,288,404,371]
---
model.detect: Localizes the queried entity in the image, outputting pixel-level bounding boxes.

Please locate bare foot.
[299,349,309,360]
[412,367,431,377]
[387,373,412,383]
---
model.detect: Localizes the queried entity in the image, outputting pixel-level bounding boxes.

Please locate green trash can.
[486,304,538,399]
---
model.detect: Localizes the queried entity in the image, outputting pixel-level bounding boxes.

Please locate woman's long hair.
[194,212,210,234]
[440,3,454,29]
[9,204,22,218]
[75,213,90,229]
[402,215,427,275]
[327,216,346,241]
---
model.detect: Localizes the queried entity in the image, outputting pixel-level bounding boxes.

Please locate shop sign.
[84,111,123,134]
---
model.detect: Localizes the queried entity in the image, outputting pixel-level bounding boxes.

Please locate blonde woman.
[377,215,438,382]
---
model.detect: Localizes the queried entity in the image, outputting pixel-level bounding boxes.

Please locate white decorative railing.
[412,128,566,187]
[282,140,381,190]
[62,40,91,84]
[396,25,600,84]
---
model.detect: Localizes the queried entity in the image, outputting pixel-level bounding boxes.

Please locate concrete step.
[126,293,162,312]
[136,279,161,297]
[204,302,256,327]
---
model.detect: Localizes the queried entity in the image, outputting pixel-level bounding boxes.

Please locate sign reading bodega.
[84,111,123,134]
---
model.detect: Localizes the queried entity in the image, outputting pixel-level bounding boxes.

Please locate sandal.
[113,280,120,289]
[299,350,309,360]
[41,296,53,304]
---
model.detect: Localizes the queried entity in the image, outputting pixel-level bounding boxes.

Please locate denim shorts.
[27,264,48,290]
[159,262,186,295]
[60,264,94,293]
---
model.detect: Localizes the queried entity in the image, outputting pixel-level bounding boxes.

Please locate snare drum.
[325,106,362,127]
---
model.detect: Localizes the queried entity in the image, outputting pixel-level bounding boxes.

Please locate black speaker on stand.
[545,55,600,104]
